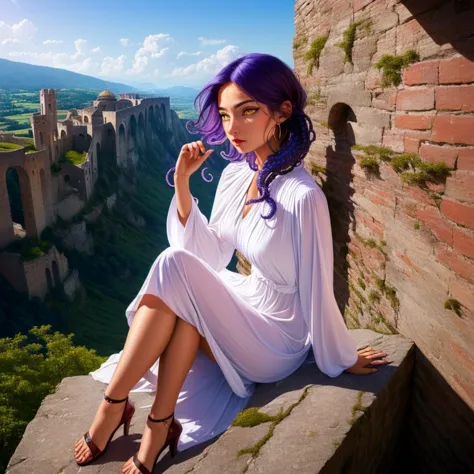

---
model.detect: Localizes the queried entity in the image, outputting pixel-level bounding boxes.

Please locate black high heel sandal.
[75,393,135,466]
[132,411,183,474]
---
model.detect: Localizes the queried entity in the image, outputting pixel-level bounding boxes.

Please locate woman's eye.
[219,108,258,121]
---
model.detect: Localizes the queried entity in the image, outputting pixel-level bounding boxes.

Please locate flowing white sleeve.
[294,187,358,377]
[166,166,235,273]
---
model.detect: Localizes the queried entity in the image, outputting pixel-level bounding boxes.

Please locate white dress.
[90,159,358,451]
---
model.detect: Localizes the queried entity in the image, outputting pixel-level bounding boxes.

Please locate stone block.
[395,114,433,130]
[419,144,458,168]
[445,171,474,203]
[457,148,474,171]
[435,85,474,112]
[440,198,474,230]
[396,89,434,111]
[403,60,439,86]
[435,243,474,285]
[453,226,474,260]
[6,331,415,474]
[439,56,474,84]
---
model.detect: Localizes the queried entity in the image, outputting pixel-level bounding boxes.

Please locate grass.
[63,149,87,165]
[0,142,22,151]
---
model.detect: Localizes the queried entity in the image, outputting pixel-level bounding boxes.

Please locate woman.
[74,53,389,474]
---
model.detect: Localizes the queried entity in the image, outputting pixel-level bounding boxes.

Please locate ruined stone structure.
[0,88,171,298]
[289,0,474,470]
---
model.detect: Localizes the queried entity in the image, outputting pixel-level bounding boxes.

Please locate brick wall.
[293,0,474,471]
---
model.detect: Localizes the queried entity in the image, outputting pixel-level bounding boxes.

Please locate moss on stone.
[374,50,420,87]
[360,156,380,174]
[293,35,308,50]
[235,386,311,464]
[368,290,381,304]
[444,298,463,317]
[311,163,327,175]
[305,35,329,76]
[357,278,366,290]
[336,23,358,64]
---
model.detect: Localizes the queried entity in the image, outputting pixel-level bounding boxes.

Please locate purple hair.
[165,52,316,220]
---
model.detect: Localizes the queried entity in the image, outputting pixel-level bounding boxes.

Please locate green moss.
[357,278,366,290]
[232,407,274,428]
[368,290,381,304]
[235,386,311,463]
[444,298,463,317]
[318,120,330,129]
[0,142,22,151]
[336,23,358,64]
[374,50,420,87]
[63,149,87,165]
[350,281,367,304]
[414,221,420,230]
[305,35,329,76]
[390,153,420,172]
[384,285,400,310]
[311,163,327,175]
[360,156,379,173]
[293,36,308,50]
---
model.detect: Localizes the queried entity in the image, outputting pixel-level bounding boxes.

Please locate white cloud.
[197,36,227,46]
[2,38,20,46]
[119,38,129,47]
[74,38,87,56]
[100,55,126,76]
[43,39,63,45]
[168,45,243,79]
[8,50,99,75]
[177,51,202,59]
[127,33,173,75]
[0,19,37,44]
[91,46,100,53]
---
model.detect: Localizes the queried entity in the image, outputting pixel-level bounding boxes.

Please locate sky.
[0,0,296,89]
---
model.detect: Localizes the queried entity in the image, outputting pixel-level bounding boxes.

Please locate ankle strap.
[104,394,128,404]
[148,411,174,423]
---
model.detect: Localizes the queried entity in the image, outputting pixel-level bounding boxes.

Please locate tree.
[0,325,106,472]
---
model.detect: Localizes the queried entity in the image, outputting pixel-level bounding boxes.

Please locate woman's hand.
[174,140,214,177]
[344,346,389,375]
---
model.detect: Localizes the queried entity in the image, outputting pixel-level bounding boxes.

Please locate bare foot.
[74,398,127,464]
[121,417,173,474]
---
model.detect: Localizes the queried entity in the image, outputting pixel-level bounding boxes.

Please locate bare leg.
[122,317,202,474]
[74,294,179,464]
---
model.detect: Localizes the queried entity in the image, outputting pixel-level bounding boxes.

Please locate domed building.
[93,89,117,108]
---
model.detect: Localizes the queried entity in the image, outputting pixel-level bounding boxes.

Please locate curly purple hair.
[165,52,316,220]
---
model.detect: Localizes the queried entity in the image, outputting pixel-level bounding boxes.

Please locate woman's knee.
[138,293,174,316]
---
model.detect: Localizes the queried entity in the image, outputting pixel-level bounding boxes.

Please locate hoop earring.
[266,122,282,154]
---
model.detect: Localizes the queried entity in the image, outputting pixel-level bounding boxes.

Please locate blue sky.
[0,0,296,88]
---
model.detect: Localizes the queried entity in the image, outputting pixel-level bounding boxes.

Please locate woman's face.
[217,82,289,157]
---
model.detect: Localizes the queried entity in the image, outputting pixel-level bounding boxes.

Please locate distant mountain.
[149,86,201,97]
[0,58,137,93]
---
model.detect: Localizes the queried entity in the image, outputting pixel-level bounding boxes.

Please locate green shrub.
[0,325,105,471]
[50,162,62,174]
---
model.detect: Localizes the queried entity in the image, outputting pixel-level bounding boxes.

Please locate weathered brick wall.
[293,0,473,471]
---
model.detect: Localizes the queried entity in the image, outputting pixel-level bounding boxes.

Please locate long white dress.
[90,158,359,451]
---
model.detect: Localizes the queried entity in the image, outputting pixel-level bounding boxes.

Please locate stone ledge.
[6,329,414,474]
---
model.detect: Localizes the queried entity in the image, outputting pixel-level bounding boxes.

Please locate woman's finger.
[190,142,198,159]
[197,140,206,154]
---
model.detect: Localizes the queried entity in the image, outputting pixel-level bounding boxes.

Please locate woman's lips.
[233,139,246,144]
